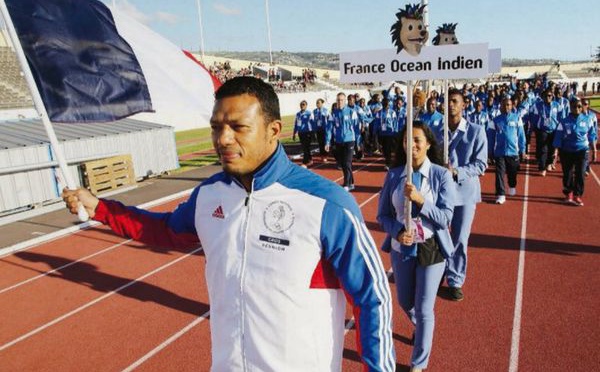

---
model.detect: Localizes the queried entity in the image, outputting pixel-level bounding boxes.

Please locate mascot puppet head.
[432,23,459,45]
[390,3,428,56]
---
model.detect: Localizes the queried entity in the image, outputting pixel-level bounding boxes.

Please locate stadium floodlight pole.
[405,81,414,227]
[265,0,273,65]
[195,0,206,62]
[0,0,89,221]
[443,79,449,165]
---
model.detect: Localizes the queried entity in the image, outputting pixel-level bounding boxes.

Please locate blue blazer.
[433,119,488,206]
[377,161,456,259]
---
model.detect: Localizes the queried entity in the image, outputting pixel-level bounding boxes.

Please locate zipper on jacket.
[240,188,253,370]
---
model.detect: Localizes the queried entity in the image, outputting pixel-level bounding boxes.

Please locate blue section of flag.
[6,0,153,123]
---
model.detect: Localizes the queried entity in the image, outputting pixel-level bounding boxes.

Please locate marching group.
[290,78,597,370]
[293,78,598,206]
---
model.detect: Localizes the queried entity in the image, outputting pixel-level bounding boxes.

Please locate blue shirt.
[530,101,560,133]
[488,112,526,157]
[327,106,359,145]
[373,108,398,137]
[420,110,444,129]
[553,113,596,152]
[294,110,314,134]
[312,107,329,131]
[468,110,489,129]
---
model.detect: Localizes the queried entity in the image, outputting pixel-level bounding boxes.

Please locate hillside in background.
[206,51,594,70]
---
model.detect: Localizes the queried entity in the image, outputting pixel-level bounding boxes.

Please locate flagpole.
[0,0,89,221]
[443,79,449,165]
[265,0,273,65]
[405,81,414,228]
[195,0,206,62]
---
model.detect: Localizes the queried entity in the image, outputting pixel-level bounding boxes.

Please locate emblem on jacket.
[263,201,295,233]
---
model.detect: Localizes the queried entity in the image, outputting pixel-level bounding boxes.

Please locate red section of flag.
[183,50,222,91]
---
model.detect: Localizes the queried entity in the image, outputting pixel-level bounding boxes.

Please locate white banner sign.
[488,48,502,73]
[339,43,489,83]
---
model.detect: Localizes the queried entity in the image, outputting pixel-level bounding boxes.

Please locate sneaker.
[509,187,516,196]
[574,196,584,206]
[343,186,350,191]
[540,170,546,177]
[348,184,355,191]
[300,164,308,169]
[448,287,464,302]
[495,195,506,204]
[384,165,389,171]
[565,192,574,204]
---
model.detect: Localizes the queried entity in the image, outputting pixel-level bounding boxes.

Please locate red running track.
[0,152,599,371]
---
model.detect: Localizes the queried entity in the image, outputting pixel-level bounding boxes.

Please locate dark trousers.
[535,130,555,171]
[560,150,587,196]
[315,129,326,156]
[379,135,396,167]
[495,156,519,196]
[299,132,313,165]
[336,141,355,187]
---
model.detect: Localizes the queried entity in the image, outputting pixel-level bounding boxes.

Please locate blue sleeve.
[590,117,598,143]
[321,202,396,371]
[376,170,404,244]
[487,120,496,158]
[419,168,454,229]
[456,125,488,182]
[518,119,526,154]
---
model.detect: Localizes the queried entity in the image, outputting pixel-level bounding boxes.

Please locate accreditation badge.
[412,217,426,243]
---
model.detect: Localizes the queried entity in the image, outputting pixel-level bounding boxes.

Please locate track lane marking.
[508,160,531,372]
[0,247,203,352]
[0,239,132,294]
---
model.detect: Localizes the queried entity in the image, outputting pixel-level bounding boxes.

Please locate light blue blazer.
[377,161,456,259]
[433,119,488,206]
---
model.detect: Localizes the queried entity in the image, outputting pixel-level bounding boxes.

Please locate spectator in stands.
[313,98,329,162]
[554,98,597,206]
[326,93,360,191]
[530,89,560,176]
[431,89,487,301]
[377,121,455,372]
[487,96,526,205]
[293,100,315,167]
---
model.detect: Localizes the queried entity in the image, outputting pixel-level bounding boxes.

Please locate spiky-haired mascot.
[432,23,459,45]
[390,3,428,56]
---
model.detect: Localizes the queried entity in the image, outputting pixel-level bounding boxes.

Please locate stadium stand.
[0,47,33,109]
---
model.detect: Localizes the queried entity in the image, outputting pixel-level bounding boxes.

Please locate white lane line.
[121,311,210,372]
[509,161,531,372]
[0,246,203,352]
[590,168,600,187]
[0,239,132,294]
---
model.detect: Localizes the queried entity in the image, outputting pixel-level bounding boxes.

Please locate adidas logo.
[212,205,225,219]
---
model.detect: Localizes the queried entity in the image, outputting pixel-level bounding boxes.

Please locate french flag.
[6,0,218,129]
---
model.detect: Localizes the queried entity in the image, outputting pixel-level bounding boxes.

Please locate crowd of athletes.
[292,76,598,205]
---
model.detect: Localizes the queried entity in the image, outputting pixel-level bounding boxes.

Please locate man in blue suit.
[432,89,487,301]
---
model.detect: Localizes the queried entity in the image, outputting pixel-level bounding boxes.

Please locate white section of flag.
[110,6,216,131]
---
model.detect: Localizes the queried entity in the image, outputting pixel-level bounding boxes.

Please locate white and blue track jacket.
[93,144,395,371]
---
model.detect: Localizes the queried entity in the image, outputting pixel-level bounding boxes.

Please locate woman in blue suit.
[377,121,456,372]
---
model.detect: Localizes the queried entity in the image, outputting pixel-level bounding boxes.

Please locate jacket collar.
[225,143,291,192]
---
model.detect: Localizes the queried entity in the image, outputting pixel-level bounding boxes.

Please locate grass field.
[174,115,295,172]
[589,96,600,111]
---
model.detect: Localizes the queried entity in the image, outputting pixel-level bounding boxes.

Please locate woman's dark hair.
[215,76,281,123]
[392,121,443,167]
